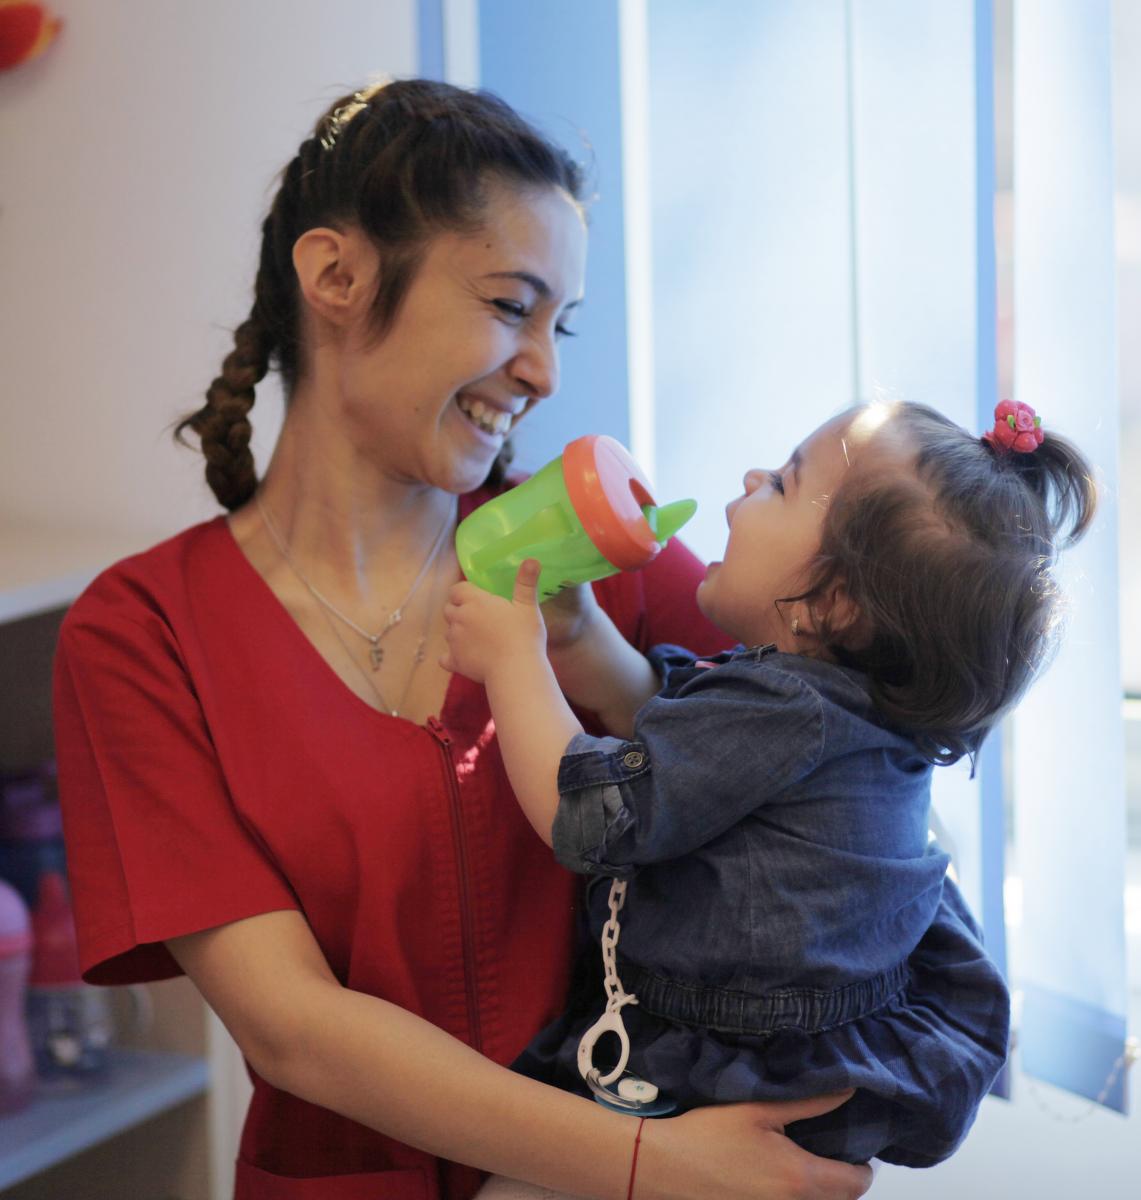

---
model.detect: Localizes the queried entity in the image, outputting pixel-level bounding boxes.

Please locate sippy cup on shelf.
[456,434,697,601]
[0,877,35,1112]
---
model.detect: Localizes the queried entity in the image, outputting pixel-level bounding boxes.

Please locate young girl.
[443,398,1097,1170]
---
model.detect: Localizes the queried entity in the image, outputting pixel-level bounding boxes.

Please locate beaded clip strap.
[983,399,1044,454]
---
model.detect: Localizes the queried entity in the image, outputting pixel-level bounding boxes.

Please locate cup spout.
[642,498,697,545]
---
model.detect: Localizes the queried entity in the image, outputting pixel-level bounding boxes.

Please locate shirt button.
[622,750,645,770]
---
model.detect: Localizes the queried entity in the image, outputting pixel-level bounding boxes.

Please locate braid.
[175,313,270,511]
[175,183,295,511]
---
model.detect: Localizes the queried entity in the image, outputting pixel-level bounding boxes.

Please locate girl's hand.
[646,1092,874,1199]
[442,559,547,686]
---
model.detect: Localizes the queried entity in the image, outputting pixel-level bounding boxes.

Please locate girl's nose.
[726,468,766,524]
[743,468,767,494]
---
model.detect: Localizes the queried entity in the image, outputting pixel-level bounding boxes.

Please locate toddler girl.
[442,399,1096,1169]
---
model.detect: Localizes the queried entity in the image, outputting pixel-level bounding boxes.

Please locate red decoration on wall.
[0,2,62,71]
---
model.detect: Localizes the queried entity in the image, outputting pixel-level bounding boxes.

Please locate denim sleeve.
[645,643,706,687]
[551,662,824,876]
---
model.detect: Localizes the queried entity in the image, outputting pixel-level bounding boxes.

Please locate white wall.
[0,6,416,1189]
[0,0,416,544]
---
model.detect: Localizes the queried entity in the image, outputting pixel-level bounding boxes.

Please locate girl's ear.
[812,580,870,650]
[292,227,379,327]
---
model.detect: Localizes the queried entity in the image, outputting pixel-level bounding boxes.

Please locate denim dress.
[516,645,1010,1167]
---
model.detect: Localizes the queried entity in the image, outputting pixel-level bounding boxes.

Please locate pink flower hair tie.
[982,399,1044,454]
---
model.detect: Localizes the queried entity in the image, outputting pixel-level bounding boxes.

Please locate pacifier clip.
[576,879,674,1116]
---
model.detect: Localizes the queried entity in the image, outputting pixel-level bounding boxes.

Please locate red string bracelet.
[626,1116,647,1200]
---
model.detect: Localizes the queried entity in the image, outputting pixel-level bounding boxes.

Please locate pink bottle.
[26,871,112,1080]
[0,876,36,1111]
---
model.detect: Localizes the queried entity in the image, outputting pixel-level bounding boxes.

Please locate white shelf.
[0,525,153,625]
[0,1049,209,1190]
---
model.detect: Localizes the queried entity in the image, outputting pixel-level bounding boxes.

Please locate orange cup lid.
[562,435,661,570]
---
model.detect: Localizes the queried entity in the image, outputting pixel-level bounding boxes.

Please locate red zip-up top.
[52,484,725,1200]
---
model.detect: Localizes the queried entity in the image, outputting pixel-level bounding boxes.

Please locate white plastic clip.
[578,1007,634,1088]
[575,879,662,1107]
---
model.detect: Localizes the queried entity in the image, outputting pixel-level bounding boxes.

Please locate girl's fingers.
[513,558,542,607]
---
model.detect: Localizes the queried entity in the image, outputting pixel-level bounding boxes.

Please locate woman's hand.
[644,1093,874,1200]
[540,580,604,653]
[442,560,548,686]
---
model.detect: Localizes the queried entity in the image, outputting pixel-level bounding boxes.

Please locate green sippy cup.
[456,434,697,601]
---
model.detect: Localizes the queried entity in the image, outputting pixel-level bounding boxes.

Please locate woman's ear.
[292,227,378,327]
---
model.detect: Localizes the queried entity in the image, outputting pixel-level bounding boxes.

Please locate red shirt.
[52,487,724,1200]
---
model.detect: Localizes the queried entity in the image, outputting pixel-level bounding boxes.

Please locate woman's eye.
[492,299,576,339]
[492,299,528,321]
[769,471,785,495]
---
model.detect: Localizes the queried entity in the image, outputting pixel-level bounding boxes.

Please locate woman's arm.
[168,909,872,1200]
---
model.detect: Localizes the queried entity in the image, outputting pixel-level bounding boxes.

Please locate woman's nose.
[511,331,559,400]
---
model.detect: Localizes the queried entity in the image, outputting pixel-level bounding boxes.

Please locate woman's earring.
[791,616,801,637]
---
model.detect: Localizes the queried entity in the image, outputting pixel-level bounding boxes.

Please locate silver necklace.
[256,492,454,671]
[315,553,443,717]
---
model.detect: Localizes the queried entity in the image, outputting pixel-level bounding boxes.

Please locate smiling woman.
[284,179,586,502]
[49,77,873,1200]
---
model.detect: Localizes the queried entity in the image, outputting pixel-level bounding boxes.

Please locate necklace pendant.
[369,640,384,670]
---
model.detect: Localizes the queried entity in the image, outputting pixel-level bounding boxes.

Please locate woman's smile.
[455,391,526,440]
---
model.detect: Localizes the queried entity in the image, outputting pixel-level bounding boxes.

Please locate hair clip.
[319,90,369,151]
[982,399,1044,454]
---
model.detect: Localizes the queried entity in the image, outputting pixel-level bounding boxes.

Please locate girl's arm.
[541,584,661,739]
[167,909,871,1200]
[540,536,727,738]
[442,560,584,845]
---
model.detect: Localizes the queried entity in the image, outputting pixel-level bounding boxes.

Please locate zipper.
[426,716,482,1052]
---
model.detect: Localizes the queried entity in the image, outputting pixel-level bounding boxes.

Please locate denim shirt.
[552,644,947,1031]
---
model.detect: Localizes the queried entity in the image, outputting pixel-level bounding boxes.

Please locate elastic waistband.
[619,957,910,1036]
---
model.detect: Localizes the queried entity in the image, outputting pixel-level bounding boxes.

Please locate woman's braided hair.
[175,79,586,511]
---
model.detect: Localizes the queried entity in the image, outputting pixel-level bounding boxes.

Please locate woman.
[52,79,872,1200]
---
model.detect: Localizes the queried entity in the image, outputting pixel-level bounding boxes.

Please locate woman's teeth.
[458,395,512,436]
